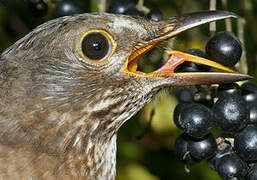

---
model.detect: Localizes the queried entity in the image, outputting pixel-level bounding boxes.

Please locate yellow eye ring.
[79,30,115,64]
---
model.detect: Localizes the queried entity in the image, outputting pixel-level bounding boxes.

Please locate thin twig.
[209,0,216,36]
[237,18,248,74]
[98,0,106,13]
[241,0,257,75]
[221,0,232,32]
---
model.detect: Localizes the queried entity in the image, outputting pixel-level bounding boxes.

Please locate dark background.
[0,0,257,179]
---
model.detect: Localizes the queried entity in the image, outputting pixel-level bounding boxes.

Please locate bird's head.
[0,11,251,154]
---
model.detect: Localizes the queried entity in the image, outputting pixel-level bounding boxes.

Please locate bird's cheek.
[101,52,130,75]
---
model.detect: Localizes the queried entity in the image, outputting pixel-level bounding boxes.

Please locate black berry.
[188,133,217,160]
[234,125,257,162]
[217,153,248,180]
[124,8,144,17]
[176,88,193,103]
[179,103,213,138]
[241,82,257,95]
[173,133,198,164]
[147,9,163,21]
[174,61,199,72]
[212,95,249,133]
[53,0,82,18]
[217,83,241,98]
[107,0,136,14]
[206,31,242,67]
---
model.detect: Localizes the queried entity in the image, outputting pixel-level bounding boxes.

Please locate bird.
[0,11,251,179]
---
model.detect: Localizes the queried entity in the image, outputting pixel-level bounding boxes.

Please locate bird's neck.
[62,134,117,179]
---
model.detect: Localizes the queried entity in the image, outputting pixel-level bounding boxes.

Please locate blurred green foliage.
[1,0,257,179]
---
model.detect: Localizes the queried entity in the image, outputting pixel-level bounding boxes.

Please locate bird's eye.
[80,31,113,62]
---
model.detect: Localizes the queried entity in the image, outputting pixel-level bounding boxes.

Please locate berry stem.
[136,0,150,14]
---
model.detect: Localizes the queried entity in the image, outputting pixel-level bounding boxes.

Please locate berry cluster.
[173,32,257,179]
[25,0,163,22]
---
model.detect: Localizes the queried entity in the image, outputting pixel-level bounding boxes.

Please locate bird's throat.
[63,135,117,179]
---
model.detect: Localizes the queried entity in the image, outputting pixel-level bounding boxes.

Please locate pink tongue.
[153,54,186,74]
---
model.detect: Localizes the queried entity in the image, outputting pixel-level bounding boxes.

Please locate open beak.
[123,11,252,85]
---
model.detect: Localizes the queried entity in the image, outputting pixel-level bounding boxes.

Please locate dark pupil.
[93,42,102,51]
[81,33,109,61]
